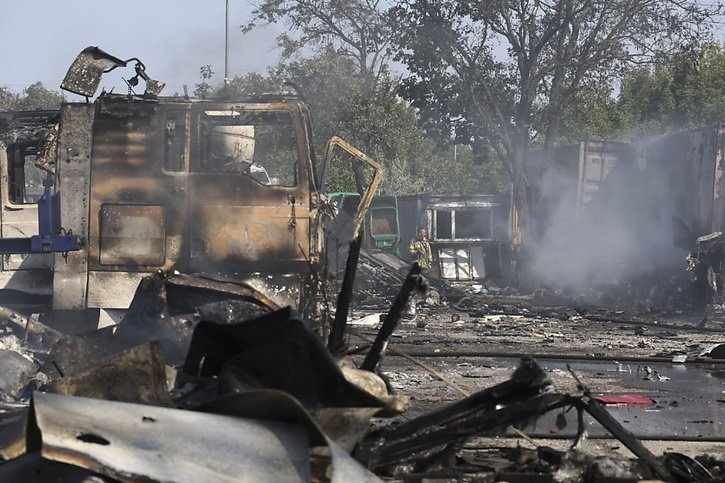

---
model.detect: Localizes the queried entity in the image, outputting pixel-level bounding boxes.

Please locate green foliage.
[558,43,725,140]
[0,82,63,111]
[17,82,63,110]
[242,0,392,77]
[412,145,509,195]
[617,43,725,134]
[557,80,621,142]
[194,65,215,99]
[0,86,17,111]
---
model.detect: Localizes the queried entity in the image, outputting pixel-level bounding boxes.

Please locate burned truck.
[0,47,380,322]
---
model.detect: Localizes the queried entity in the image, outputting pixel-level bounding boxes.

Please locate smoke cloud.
[529,139,694,302]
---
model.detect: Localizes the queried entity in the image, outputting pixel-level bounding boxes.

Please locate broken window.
[433,208,493,240]
[371,208,397,236]
[455,209,492,239]
[197,110,298,187]
[435,211,453,239]
[6,143,46,204]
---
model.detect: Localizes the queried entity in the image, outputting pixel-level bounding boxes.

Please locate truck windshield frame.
[196,109,299,187]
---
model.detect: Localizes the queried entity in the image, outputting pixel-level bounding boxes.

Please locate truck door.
[85,104,190,309]
[186,105,313,276]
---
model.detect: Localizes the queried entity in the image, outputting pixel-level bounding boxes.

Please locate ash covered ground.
[346,289,725,476]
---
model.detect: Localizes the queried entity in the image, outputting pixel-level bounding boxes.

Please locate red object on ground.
[594,395,654,406]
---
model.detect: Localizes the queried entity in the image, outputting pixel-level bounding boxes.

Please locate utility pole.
[224,0,230,83]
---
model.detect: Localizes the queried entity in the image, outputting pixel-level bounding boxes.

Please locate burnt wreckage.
[1,268,723,482]
[0,47,723,482]
[0,46,381,323]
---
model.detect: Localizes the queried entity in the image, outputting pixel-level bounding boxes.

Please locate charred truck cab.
[58,95,322,313]
[0,47,381,320]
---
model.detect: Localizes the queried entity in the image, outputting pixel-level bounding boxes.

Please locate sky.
[0,0,284,99]
[2,1,724,101]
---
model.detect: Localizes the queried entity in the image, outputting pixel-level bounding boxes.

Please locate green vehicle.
[327,192,401,255]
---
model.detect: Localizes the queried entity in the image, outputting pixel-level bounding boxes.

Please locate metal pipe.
[361,264,422,372]
[484,433,725,443]
[328,234,362,355]
[384,349,725,365]
[585,314,725,334]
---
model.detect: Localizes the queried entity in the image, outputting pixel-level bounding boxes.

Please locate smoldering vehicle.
[0,47,380,323]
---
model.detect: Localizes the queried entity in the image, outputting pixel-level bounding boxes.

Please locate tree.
[390,0,719,233]
[0,86,18,111]
[556,79,620,142]
[617,43,725,134]
[194,65,215,99]
[16,82,63,110]
[0,82,63,111]
[555,42,725,140]
[241,1,513,195]
[243,0,392,81]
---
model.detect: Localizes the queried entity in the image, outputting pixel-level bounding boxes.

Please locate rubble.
[1,44,721,483]
[0,270,720,482]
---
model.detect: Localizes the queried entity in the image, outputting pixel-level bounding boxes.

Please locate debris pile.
[0,271,722,482]
[351,248,461,310]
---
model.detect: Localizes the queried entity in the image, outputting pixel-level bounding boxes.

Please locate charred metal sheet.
[60,46,126,97]
[39,326,122,380]
[33,392,311,483]
[118,272,280,360]
[0,452,101,482]
[357,358,568,468]
[40,314,184,381]
[143,78,165,97]
[183,306,396,411]
[196,390,329,446]
[44,341,172,407]
[43,271,280,378]
[163,272,281,313]
[195,390,381,482]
